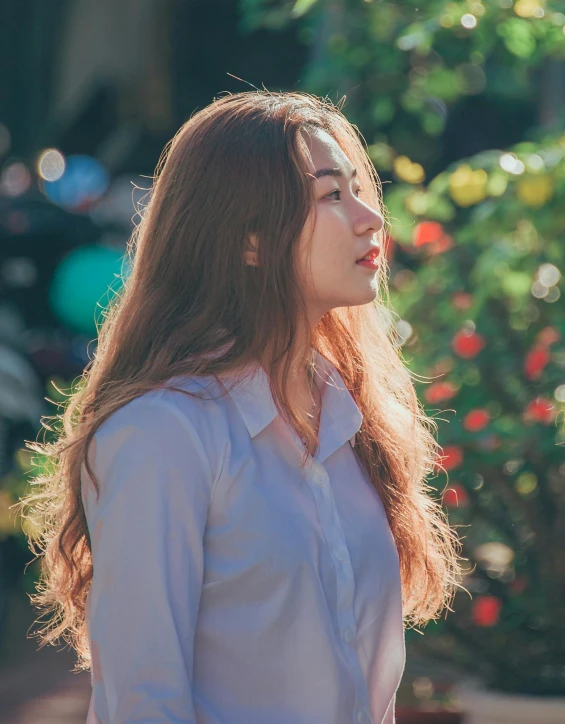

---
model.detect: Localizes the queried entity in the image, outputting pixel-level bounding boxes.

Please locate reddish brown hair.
[17,90,463,671]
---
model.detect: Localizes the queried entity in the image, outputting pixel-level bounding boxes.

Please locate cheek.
[310,214,349,269]
[298,208,352,293]
[306,249,351,301]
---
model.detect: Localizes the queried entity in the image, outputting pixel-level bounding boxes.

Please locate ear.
[244,232,259,267]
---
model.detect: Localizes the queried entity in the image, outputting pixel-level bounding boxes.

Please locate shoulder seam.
[143,395,219,499]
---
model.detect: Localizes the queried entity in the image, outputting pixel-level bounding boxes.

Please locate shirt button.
[343,626,355,643]
[310,468,327,486]
[334,547,347,562]
[356,709,370,724]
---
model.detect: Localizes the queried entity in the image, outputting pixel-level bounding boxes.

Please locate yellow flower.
[448,165,488,207]
[393,155,425,184]
[514,0,543,19]
[516,174,553,207]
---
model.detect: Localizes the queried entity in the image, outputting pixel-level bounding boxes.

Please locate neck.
[257,331,315,384]
[258,344,318,409]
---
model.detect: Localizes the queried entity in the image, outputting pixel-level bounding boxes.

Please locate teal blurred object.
[49,245,131,336]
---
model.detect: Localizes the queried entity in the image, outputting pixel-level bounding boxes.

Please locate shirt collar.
[218,349,363,463]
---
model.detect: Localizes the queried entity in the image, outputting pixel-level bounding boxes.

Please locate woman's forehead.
[301,130,354,178]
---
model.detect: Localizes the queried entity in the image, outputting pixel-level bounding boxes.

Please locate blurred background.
[1,1,565,722]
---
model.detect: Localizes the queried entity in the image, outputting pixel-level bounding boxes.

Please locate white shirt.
[82,348,406,724]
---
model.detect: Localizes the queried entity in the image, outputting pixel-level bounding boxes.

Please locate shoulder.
[91,374,232,486]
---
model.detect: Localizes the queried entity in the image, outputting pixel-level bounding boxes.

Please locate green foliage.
[290,0,319,18]
[241,0,565,696]
[394,149,565,694]
[240,0,565,160]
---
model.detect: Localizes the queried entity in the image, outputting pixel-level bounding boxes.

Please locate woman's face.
[297,129,384,325]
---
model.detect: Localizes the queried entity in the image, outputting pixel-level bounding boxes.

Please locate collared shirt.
[82,349,406,724]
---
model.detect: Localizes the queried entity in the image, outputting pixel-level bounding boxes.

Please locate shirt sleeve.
[81,394,216,724]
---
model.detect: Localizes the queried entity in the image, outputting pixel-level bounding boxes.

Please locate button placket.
[303,459,371,724]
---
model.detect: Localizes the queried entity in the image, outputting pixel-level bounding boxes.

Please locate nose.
[354,202,384,237]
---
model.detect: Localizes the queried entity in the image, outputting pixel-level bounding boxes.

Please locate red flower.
[452,328,486,359]
[424,381,458,404]
[523,397,556,425]
[472,595,502,627]
[536,326,560,347]
[414,221,444,247]
[451,292,473,310]
[427,234,454,255]
[443,483,469,508]
[524,346,550,380]
[463,408,491,432]
[436,445,463,471]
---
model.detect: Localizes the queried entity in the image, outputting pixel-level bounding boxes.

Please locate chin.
[355,282,380,304]
[332,289,379,309]
[357,290,379,306]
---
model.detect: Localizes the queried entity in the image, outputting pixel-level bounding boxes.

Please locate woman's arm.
[82,395,215,723]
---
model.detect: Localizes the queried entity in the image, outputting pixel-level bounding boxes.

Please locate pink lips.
[356,244,381,269]
[356,243,381,264]
[356,258,380,270]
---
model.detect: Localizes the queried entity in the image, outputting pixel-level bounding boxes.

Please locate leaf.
[497,19,536,58]
[290,0,318,19]
[500,271,532,299]
[425,194,457,222]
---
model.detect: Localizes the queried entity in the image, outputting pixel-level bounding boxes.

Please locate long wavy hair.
[17,90,464,671]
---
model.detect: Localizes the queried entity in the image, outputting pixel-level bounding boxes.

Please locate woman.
[19,91,463,724]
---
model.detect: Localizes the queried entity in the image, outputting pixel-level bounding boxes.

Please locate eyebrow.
[312,166,357,180]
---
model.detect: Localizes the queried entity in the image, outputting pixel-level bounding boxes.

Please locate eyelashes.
[325,188,363,200]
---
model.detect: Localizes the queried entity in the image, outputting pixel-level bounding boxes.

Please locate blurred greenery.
[240,0,565,697]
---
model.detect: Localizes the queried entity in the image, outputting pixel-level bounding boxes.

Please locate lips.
[356,244,381,262]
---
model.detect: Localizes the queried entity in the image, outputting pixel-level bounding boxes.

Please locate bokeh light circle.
[461,14,477,29]
[42,155,110,211]
[37,149,66,182]
[1,163,31,196]
[49,245,131,336]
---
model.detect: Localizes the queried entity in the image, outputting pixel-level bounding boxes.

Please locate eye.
[325,187,363,200]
